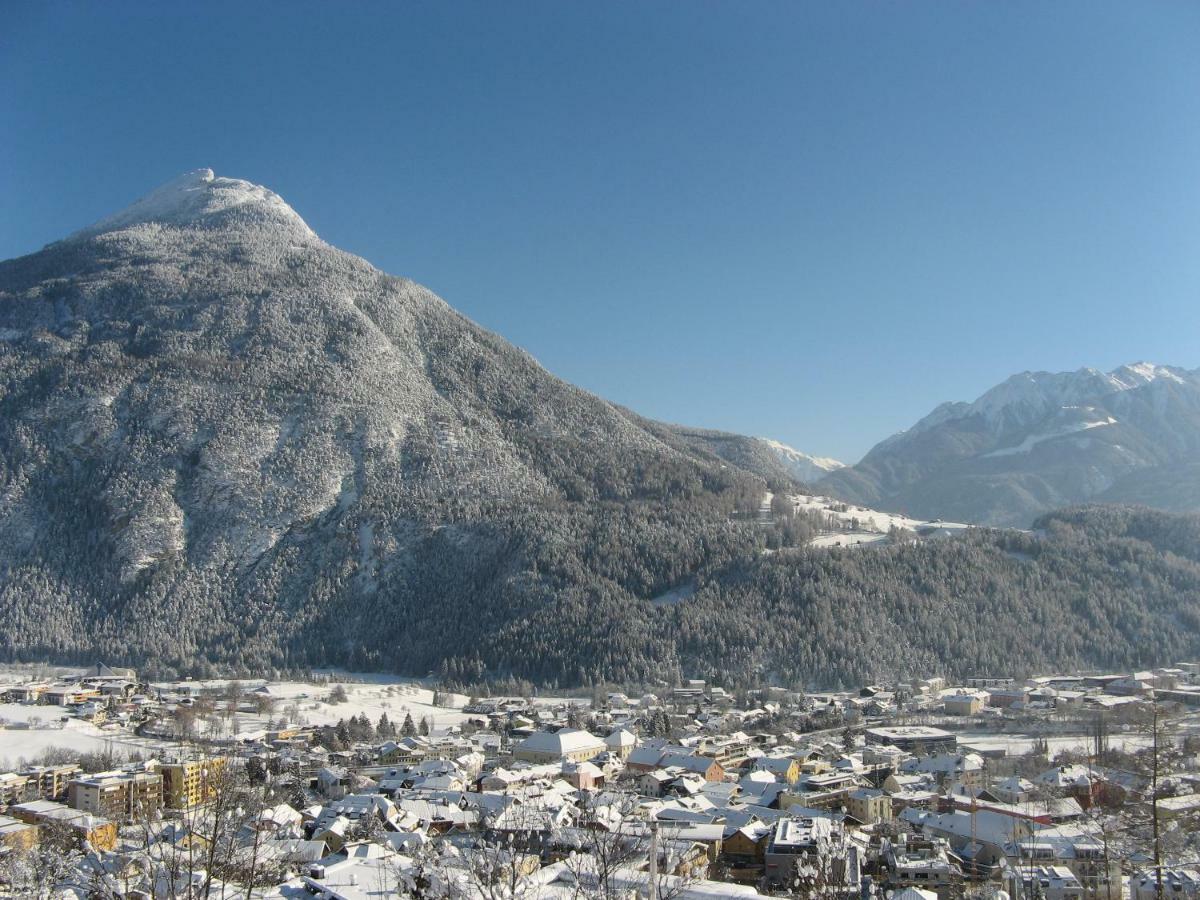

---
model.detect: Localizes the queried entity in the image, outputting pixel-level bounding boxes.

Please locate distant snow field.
[775,492,973,551]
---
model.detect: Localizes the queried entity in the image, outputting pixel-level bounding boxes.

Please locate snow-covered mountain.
[0,169,778,681]
[820,363,1200,526]
[758,438,844,483]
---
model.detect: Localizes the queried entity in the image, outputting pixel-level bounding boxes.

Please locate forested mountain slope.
[1,171,1197,687]
[820,364,1200,527]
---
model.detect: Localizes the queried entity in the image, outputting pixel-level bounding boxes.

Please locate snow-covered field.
[0,703,161,768]
[789,492,972,536]
[810,532,890,548]
[763,491,973,550]
[241,680,475,736]
[150,676,586,742]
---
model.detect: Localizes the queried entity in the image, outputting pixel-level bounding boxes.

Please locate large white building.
[514,728,606,764]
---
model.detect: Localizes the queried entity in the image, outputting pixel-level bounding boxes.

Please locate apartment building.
[18,764,82,801]
[160,757,228,809]
[68,767,163,823]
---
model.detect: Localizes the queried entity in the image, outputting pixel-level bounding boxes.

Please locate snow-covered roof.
[518,728,605,756]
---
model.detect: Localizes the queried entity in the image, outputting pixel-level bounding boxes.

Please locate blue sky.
[3,2,1198,462]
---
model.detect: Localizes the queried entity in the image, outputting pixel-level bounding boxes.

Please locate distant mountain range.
[819,363,1200,526]
[2,170,1199,685]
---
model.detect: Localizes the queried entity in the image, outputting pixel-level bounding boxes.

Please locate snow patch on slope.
[982,415,1118,458]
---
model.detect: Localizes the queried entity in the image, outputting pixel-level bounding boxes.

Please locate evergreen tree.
[377,712,395,740]
[401,713,416,738]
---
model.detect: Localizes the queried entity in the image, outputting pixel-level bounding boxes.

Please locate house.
[316,765,354,799]
[880,835,962,893]
[514,728,605,764]
[562,760,604,791]
[723,821,773,867]
[604,728,638,760]
[640,769,677,798]
[988,688,1029,709]
[993,776,1035,805]
[754,756,801,785]
[630,746,726,782]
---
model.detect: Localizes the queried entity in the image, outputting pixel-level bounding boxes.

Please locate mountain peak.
[65,169,317,243]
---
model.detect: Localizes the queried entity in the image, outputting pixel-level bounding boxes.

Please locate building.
[160,757,228,809]
[43,683,101,706]
[514,728,606,764]
[764,817,859,893]
[754,756,801,785]
[1016,865,1083,900]
[865,727,957,754]
[698,733,753,768]
[989,688,1029,709]
[942,693,985,716]
[965,677,1013,690]
[10,800,118,851]
[881,836,962,893]
[0,772,29,805]
[847,788,890,824]
[604,728,638,760]
[1131,869,1200,900]
[0,815,38,851]
[18,764,82,801]
[904,753,986,790]
[68,768,163,823]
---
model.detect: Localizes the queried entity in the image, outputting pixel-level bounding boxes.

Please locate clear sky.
[3,2,1198,462]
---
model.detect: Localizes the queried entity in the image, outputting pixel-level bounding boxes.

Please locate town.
[1,663,1199,898]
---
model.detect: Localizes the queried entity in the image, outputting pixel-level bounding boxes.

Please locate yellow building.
[0,815,38,852]
[161,757,228,809]
[11,800,118,852]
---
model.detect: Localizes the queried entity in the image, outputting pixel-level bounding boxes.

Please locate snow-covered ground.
[810,531,890,548]
[0,703,170,768]
[789,493,972,536]
[150,676,587,743]
[243,680,474,736]
[766,491,973,550]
